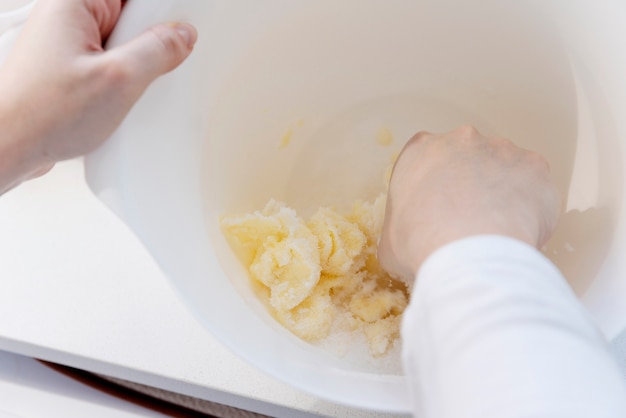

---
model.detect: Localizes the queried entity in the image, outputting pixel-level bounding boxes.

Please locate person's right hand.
[378,125,562,285]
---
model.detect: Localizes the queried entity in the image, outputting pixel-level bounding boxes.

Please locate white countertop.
[0,159,408,418]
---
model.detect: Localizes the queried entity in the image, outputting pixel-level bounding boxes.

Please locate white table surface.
[0,159,408,418]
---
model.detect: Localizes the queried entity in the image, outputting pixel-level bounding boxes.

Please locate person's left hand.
[0,0,197,193]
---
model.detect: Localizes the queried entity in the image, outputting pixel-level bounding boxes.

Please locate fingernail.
[170,22,197,49]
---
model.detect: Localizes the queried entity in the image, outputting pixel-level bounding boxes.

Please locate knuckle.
[148,26,186,59]
[149,26,179,53]
[495,136,513,145]
[145,26,187,72]
[400,131,433,160]
[104,60,133,85]
[405,130,433,150]
[450,125,484,148]
[491,136,515,150]
[408,130,432,144]
[527,150,551,171]
[455,125,480,140]
[87,56,133,87]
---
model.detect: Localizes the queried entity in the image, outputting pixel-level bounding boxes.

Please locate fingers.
[91,0,123,40]
[104,22,197,93]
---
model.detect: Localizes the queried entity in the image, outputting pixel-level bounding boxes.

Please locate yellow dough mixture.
[221,194,409,357]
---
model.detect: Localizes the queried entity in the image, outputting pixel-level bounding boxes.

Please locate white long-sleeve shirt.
[402,236,626,418]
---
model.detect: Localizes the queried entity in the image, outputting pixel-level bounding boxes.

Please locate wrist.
[0,92,50,194]
[407,224,539,277]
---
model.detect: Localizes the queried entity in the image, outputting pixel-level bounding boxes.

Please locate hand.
[0,0,197,194]
[378,125,561,285]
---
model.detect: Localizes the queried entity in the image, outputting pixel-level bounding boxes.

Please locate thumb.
[107,22,197,89]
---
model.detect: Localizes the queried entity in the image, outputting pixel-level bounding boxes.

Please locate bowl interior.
[204,0,623,323]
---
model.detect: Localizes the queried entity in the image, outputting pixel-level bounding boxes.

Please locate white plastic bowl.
[73,0,626,412]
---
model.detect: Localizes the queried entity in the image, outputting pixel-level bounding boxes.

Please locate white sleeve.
[401,235,626,418]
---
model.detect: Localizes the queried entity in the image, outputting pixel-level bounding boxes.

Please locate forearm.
[402,236,626,418]
[0,97,44,195]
